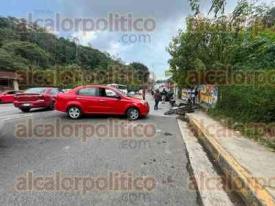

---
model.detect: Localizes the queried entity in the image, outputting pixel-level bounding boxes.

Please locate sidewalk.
[186,111,275,206]
[146,94,177,117]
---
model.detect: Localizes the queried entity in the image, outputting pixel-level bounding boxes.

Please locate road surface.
[0,99,200,206]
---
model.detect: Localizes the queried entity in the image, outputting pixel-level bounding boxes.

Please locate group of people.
[152,87,199,110]
[152,88,173,110]
[188,87,199,105]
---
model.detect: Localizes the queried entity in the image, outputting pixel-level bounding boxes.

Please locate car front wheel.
[67,106,82,119]
[127,108,140,121]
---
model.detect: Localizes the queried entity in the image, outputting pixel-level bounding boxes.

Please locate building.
[0,71,20,91]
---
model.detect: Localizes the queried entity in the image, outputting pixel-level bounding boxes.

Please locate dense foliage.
[169,0,275,125]
[0,17,150,87]
[0,17,116,71]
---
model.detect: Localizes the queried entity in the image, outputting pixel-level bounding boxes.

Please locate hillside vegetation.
[0,17,117,70]
[0,17,149,87]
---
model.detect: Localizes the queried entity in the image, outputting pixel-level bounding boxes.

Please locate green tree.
[129,62,150,84]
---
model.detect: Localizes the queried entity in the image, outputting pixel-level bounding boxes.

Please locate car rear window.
[24,88,47,94]
[49,88,60,95]
[6,91,16,94]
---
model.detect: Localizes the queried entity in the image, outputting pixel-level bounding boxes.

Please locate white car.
[107,84,128,95]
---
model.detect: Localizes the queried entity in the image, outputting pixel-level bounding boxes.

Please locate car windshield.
[24,88,47,94]
[108,87,125,96]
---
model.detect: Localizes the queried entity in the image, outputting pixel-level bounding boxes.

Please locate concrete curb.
[178,119,235,206]
[186,114,275,206]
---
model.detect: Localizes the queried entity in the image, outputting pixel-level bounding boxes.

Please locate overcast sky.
[0,0,273,79]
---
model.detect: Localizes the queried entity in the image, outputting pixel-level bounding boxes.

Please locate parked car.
[0,90,22,103]
[128,91,136,97]
[62,89,72,93]
[14,87,62,112]
[107,84,128,95]
[55,85,150,120]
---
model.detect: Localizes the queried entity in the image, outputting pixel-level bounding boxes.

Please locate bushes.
[210,85,275,150]
[214,85,275,123]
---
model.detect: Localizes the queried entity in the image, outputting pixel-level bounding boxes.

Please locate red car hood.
[125,96,147,103]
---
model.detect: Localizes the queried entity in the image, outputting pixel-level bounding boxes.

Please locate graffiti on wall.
[199,85,218,107]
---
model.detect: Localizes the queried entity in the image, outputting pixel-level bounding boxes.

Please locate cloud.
[2,0,193,79]
[4,0,273,79]
[56,0,191,22]
[71,31,98,46]
[52,0,191,79]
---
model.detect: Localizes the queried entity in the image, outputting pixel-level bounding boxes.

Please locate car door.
[76,87,103,113]
[4,91,16,103]
[97,88,125,114]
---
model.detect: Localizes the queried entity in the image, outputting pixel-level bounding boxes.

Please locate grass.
[208,108,275,151]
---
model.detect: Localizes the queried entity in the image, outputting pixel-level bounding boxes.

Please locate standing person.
[154,89,161,110]
[195,87,199,104]
[187,88,192,104]
[191,88,196,105]
[169,93,176,107]
[161,88,167,104]
[142,86,146,100]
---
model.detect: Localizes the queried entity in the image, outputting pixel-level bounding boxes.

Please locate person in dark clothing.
[142,87,146,100]
[154,89,161,110]
[195,87,199,104]
[191,88,196,105]
[169,93,176,107]
[161,88,168,104]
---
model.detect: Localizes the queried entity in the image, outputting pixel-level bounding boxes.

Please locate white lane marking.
[0,107,17,111]
[0,105,20,117]
[1,114,33,121]
[0,111,58,125]
[0,115,34,129]
[0,104,15,109]
[0,112,21,117]
[0,111,57,132]
[0,108,18,113]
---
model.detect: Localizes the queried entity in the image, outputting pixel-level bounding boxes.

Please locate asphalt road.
[0,100,200,206]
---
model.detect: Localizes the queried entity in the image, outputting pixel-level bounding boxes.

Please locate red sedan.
[14,87,62,112]
[55,85,150,120]
[0,90,22,103]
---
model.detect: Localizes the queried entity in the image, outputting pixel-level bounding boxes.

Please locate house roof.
[0,71,19,80]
